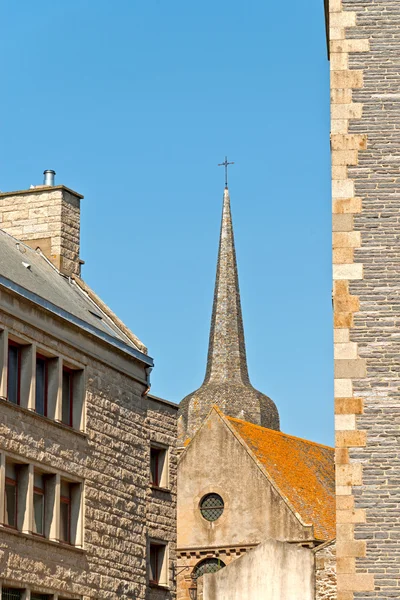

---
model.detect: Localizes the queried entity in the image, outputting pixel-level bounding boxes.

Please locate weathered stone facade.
[0,181,177,599]
[329,0,400,597]
[0,186,82,276]
[315,540,337,600]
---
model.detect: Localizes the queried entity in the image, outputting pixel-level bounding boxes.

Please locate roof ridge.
[227,415,334,451]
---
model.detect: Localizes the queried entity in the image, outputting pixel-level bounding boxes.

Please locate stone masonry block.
[332,104,363,120]
[336,430,367,447]
[333,197,362,213]
[333,248,354,264]
[334,378,353,398]
[334,280,349,296]
[329,12,356,27]
[333,263,363,280]
[330,39,370,54]
[336,541,366,558]
[334,328,349,343]
[337,557,356,574]
[333,215,353,233]
[331,70,363,90]
[336,463,363,486]
[334,342,358,359]
[329,0,342,12]
[330,52,349,71]
[330,27,345,40]
[331,134,367,151]
[337,496,354,511]
[332,166,348,180]
[337,593,354,600]
[336,448,350,464]
[337,523,355,541]
[335,414,356,430]
[337,574,374,592]
[334,358,366,379]
[335,398,363,414]
[331,119,349,134]
[331,89,352,104]
[337,509,366,524]
[334,313,354,328]
[333,232,361,248]
[334,294,359,313]
[332,180,355,199]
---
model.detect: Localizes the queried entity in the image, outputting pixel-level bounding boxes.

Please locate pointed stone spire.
[178,186,280,443]
[204,187,250,386]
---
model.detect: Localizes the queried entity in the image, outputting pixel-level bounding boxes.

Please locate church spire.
[178,184,280,444]
[203,186,250,386]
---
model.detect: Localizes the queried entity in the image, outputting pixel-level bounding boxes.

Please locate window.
[149,542,168,586]
[4,462,18,528]
[2,589,22,600]
[200,493,224,521]
[150,445,168,489]
[31,595,52,600]
[192,558,225,579]
[60,480,71,543]
[62,368,73,426]
[33,471,45,536]
[35,355,48,416]
[7,341,21,405]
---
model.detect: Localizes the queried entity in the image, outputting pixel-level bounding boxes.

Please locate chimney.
[0,170,84,277]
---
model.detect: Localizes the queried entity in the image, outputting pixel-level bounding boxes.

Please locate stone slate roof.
[226,415,335,541]
[178,187,279,441]
[0,229,150,362]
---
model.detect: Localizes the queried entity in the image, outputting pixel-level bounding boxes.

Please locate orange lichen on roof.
[227,416,335,541]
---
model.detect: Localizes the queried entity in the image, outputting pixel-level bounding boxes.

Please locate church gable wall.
[177,411,311,552]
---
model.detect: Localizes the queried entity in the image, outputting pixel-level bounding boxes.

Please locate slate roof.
[0,229,151,363]
[226,415,335,541]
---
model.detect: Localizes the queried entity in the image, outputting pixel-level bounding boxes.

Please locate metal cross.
[218,156,234,188]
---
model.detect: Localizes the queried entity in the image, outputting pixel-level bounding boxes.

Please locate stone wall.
[200,539,314,600]
[0,290,177,599]
[315,540,337,600]
[0,187,82,276]
[146,396,178,600]
[330,0,400,597]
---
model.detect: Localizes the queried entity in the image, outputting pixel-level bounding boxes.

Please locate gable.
[227,417,335,541]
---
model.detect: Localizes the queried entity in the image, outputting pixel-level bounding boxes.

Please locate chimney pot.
[43,170,56,186]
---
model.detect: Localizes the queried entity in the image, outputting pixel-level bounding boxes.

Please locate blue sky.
[1,1,332,444]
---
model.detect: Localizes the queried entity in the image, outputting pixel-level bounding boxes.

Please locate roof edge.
[0,185,84,200]
[0,274,154,367]
[72,275,147,354]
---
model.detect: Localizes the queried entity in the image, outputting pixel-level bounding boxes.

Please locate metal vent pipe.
[43,170,56,186]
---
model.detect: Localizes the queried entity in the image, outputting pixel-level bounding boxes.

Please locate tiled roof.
[227,416,335,541]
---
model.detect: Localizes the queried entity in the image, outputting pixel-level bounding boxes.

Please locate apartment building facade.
[0,174,177,600]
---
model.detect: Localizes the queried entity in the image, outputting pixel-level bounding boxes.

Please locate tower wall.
[330,0,400,597]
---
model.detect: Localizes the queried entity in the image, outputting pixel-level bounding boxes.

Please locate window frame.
[60,482,72,544]
[33,472,46,537]
[150,443,169,490]
[7,340,21,406]
[61,366,74,428]
[4,474,18,529]
[35,353,49,417]
[149,541,168,587]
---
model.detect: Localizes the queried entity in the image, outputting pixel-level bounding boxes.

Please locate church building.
[176,184,336,600]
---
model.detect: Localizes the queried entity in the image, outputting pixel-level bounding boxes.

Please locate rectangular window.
[35,355,48,416]
[150,445,168,489]
[62,368,73,426]
[4,462,17,528]
[2,589,23,600]
[33,471,45,536]
[60,480,71,543]
[149,542,168,586]
[7,342,20,405]
[31,594,52,600]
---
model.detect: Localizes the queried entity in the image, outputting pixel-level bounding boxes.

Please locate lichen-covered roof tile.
[227,416,335,541]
